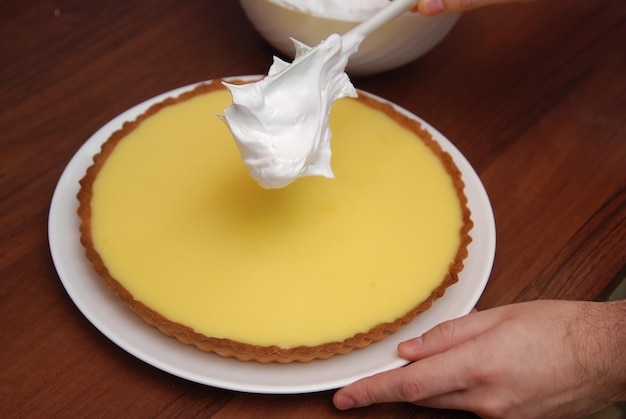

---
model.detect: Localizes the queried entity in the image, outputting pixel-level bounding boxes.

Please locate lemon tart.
[77,79,472,363]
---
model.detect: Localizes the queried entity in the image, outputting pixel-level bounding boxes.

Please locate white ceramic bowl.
[239,0,461,76]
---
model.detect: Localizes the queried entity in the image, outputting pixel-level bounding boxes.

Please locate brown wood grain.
[1,0,624,417]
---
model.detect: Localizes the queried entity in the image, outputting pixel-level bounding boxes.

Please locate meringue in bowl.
[239,0,461,76]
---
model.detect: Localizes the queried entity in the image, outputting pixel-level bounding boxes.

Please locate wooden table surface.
[2,0,625,417]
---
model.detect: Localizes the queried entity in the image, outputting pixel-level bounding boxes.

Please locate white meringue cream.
[221,32,362,189]
[267,0,393,22]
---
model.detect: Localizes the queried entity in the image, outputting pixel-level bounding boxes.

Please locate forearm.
[576,299,626,404]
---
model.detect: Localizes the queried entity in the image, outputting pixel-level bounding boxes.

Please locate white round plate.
[49,78,496,394]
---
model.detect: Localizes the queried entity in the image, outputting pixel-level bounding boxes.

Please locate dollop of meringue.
[220,33,362,189]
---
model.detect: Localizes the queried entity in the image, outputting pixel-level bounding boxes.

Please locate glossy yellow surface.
[91,88,463,347]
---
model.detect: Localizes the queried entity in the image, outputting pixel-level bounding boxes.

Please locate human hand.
[333,299,626,418]
[413,0,538,16]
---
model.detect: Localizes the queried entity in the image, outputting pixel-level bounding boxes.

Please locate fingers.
[416,0,528,16]
[398,307,502,361]
[333,305,514,410]
[333,347,472,410]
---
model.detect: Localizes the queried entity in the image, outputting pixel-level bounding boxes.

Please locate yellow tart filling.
[84,84,467,351]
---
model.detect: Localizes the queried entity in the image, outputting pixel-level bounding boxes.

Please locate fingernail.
[335,394,355,410]
[401,336,423,352]
[423,0,444,15]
